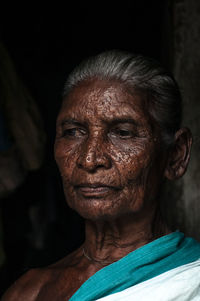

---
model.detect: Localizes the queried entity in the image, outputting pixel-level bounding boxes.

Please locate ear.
[164,128,193,180]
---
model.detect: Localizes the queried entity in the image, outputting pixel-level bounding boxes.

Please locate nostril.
[76,140,112,171]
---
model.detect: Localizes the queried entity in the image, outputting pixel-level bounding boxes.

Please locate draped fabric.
[70,232,200,301]
[96,258,200,301]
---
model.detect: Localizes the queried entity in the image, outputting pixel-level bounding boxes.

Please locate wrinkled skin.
[2,79,192,301]
[55,79,166,221]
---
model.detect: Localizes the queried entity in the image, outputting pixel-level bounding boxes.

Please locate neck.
[83,207,170,265]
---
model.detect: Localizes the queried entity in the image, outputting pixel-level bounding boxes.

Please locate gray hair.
[63,50,182,146]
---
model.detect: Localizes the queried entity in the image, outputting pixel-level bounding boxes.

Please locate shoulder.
[1,268,50,301]
[1,249,84,301]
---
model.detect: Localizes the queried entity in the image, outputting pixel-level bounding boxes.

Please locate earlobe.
[164,128,193,180]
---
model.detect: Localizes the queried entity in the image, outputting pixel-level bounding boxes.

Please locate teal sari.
[70,232,200,301]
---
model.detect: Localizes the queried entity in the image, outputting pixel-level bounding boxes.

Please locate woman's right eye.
[62,128,86,138]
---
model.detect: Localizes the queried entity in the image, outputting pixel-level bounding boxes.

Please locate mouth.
[75,183,121,198]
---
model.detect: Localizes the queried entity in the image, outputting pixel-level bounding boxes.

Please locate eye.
[109,128,137,139]
[62,127,87,138]
[116,129,132,137]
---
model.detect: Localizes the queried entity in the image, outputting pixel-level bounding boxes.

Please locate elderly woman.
[2,50,200,301]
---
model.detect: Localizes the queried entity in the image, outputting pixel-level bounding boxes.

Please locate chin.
[66,197,125,221]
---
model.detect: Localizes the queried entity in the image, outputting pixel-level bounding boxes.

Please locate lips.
[75,183,121,198]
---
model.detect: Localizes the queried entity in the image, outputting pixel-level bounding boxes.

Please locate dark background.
[0,1,168,296]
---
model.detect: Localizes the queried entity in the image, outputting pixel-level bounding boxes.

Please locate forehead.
[59,79,149,122]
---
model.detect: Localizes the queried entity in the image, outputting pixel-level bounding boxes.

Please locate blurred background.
[0,0,200,297]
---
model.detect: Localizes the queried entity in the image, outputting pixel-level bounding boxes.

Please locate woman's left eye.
[110,128,136,139]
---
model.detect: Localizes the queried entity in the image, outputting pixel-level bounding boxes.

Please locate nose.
[76,135,112,172]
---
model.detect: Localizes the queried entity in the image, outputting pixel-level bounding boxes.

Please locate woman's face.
[55,79,167,220]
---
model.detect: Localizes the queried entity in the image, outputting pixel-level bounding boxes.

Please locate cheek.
[54,140,76,178]
[110,143,158,212]
[110,141,153,183]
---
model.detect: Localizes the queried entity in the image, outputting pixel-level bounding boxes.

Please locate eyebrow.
[60,119,86,127]
[106,118,140,127]
[59,117,141,128]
